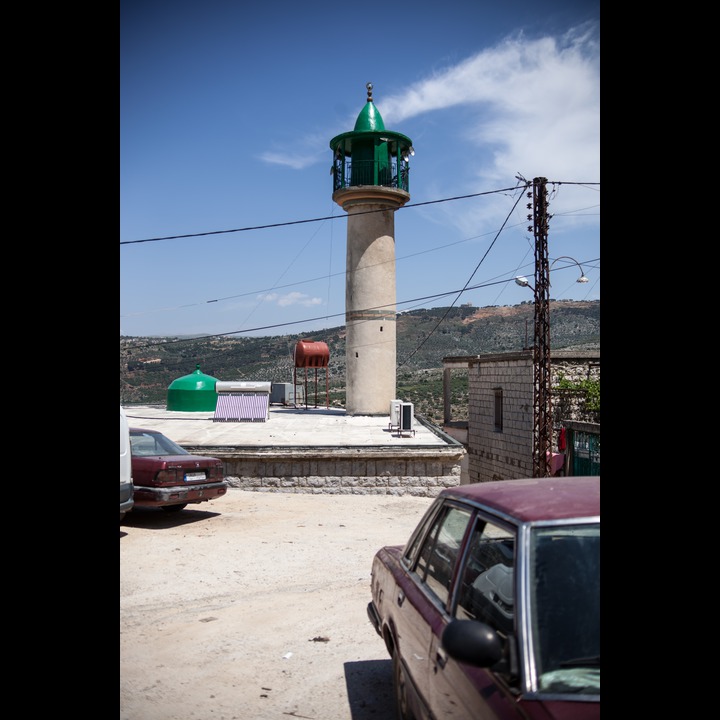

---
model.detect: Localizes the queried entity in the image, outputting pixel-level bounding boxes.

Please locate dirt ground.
[120,488,435,720]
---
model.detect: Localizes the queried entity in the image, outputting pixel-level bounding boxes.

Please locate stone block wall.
[464,349,600,483]
[186,446,465,496]
[467,353,534,483]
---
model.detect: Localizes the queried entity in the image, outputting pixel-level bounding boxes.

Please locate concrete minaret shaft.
[330,84,414,415]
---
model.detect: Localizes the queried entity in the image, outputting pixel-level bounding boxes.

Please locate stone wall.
[185,445,465,496]
[552,358,600,425]
[467,352,534,483]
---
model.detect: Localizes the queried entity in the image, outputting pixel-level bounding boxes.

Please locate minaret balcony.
[332,158,410,192]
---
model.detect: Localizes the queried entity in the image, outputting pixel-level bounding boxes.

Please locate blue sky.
[120,0,600,338]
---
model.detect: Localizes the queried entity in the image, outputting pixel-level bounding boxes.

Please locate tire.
[393,652,415,720]
[162,503,188,513]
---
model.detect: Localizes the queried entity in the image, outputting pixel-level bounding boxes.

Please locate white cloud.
[260,291,323,307]
[259,26,599,187]
[381,26,598,123]
[382,26,599,239]
[377,29,598,184]
[258,151,319,170]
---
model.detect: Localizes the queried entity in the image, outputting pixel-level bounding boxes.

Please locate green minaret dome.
[353,83,386,132]
[330,82,414,193]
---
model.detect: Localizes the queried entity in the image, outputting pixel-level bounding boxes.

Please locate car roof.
[439,476,599,523]
[129,427,163,435]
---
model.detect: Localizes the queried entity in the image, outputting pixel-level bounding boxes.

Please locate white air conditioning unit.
[390,400,414,432]
[389,399,402,426]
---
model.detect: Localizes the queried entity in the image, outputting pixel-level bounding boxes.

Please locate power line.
[120,182,599,321]
[120,215,599,322]
[120,226,520,320]
[119,264,598,355]
[119,182,598,246]
[120,178,599,370]
[398,181,529,368]
[120,278,513,351]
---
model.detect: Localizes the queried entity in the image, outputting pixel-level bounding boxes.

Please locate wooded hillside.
[120,299,599,425]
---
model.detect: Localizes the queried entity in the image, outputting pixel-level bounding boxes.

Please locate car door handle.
[397,591,405,607]
[435,647,448,670]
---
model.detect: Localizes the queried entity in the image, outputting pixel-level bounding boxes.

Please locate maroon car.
[129,427,228,512]
[367,476,600,720]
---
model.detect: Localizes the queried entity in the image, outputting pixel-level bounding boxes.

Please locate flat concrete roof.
[123,404,459,449]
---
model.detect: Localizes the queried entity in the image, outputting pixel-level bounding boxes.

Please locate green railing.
[333,158,410,192]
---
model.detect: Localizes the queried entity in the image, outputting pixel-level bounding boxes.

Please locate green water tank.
[166,364,218,411]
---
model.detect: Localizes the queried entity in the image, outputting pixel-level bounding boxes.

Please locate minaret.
[330,83,414,416]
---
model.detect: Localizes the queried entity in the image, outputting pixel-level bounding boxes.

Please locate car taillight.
[156,469,184,484]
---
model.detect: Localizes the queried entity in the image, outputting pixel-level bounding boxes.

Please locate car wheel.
[161,503,188,512]
[393,652,415,720]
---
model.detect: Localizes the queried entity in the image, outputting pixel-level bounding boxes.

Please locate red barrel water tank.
[294,340,329,368]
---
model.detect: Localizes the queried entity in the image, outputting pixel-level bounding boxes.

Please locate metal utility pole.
[531,177,552,477]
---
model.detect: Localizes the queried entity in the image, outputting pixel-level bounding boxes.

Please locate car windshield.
[529,523,600,696]
[130,431,189,457]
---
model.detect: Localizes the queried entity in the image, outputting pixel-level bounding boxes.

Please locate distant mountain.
[120,300,599,424]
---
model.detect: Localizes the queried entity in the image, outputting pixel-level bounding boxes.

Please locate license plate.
[185,472,205,481]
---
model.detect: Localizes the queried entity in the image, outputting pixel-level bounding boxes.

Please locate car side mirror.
[442,619,503,667]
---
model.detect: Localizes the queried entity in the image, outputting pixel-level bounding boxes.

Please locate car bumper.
[367,601,382,637]
[132,481,228,507]
[120,483,134,517]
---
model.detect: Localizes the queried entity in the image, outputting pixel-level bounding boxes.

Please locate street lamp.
[515,258,588,290]
[549,256,589,284]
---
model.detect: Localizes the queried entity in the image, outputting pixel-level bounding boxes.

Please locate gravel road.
[120,488,435,720]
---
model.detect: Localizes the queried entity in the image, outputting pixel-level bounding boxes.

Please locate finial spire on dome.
[351,83,385,132]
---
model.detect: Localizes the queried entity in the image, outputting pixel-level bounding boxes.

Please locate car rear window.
[130,431,189,457]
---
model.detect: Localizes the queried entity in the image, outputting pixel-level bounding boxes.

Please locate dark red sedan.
[129,427,228,513]
[368,476,600,720]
